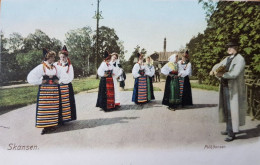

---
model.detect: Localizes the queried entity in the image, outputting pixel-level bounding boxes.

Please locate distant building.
[150,38,182,67]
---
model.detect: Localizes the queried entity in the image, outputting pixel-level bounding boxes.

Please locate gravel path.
[1,74,259,165]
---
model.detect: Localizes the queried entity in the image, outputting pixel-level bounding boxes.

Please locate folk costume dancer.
[161,54,181,110]
[211,40,247,142]
[54,45,77,123]
[110,53,123,108]
[178,50,193,107]
[146,56,155,100]
[132,53,153,104]
[27,49,70,135]
[96,51,117,111]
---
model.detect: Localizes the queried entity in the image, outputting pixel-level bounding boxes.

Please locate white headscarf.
[168,54,177,63]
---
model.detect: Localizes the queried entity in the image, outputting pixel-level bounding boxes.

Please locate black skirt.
[181,76,193,106]
[96,77,108,110]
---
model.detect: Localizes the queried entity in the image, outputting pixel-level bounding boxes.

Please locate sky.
[0,0,208,59]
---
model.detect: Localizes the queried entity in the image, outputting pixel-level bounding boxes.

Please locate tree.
[93,26,125,66]
[186,1,260,85]
[124,45,147,73]
[65,26,93,77]
[16,50,42,81]
[23,29,52,51]
[7,32,23,53]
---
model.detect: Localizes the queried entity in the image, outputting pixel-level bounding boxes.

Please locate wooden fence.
[245,65,260,120]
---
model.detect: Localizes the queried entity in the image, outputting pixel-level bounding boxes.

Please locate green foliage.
[1,25,125,84]
[72,78,100,94]
[93,26,125,66]
[190,82,219,91]
[187,1,260,85]
[65,26,93,77]
[124,45,147,73]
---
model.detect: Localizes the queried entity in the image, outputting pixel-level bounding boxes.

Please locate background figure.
[54,45,77,123]
[178,50,193,107]
[161,54,181,110]
[211,40,247,142]
[155,66,161,82]
[27,49,70,135]
[118,64,126,91]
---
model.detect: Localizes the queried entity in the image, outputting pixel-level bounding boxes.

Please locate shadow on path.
[176,104,218,110]
[112,102,217,111]
[111,100,163,111]
[236,124,260,140]
[47,117,139,134]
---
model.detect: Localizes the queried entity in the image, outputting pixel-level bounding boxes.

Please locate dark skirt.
[181,76,193,106]
[162,75,181,108]
[148,77,155,100]
[36,84,61,128]
[60,83,77,122]
[96,77,115,111]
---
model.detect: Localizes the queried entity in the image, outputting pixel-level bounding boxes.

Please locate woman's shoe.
[168,107,175,111]
[41,128,46,135]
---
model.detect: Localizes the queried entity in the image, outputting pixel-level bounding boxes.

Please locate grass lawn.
[190,82,219,91]
[0,78,100,113]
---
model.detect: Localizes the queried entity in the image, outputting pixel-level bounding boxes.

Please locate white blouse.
[110,61,123,78]
[177,60,192,77]
[132,63,152,78]
[27,62,70,85]
[54,62,74,83]
[146,64,155,77]
[98,62,114,77]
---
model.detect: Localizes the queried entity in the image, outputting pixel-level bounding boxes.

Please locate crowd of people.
[27,40,247,142]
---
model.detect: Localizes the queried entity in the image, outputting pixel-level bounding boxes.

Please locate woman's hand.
[54,79,59,84]
[42,80,47,84]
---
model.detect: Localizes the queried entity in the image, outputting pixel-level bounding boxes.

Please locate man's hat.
[226,40,239,47]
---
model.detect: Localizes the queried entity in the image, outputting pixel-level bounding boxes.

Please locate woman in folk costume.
[161,54,181,110]
[178,50,193,107]
[27,49,70,135]
[145,56,155,100]
[110,53,123,107]
[54,45,77,123]
[96,51,117,111]
[132,53,153,104]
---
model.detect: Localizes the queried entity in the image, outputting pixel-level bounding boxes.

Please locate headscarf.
[167,54,178,71]
[168,54,177,63]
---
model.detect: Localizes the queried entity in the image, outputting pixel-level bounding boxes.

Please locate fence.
[245,65,260,120]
